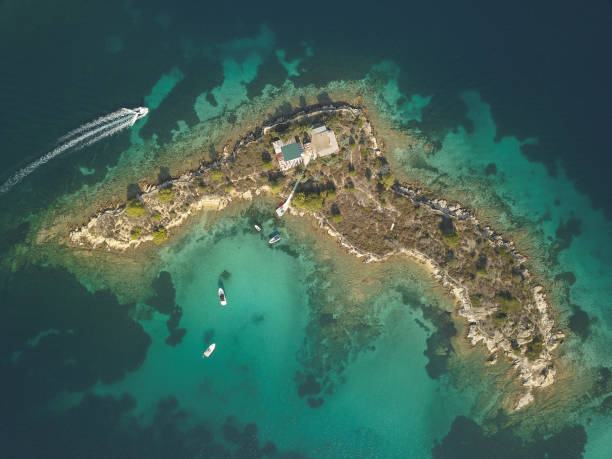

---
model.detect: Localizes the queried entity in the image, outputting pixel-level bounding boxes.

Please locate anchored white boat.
[254,224,262,232]
[269,234,281,244]
[218,288,227,306]
[202,343,216,358]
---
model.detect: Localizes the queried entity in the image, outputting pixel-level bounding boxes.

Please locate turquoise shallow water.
[88,211,481,457]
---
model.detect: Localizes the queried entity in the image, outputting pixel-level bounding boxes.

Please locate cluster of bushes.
[324,189,337,200]
[442,232,460,248]
[492,311,508,326]
[151,211,162,222]
[130,226,142,240]
[495,292,521,313]
[379,173,395,190]
[469,295,481,308]
[439,216,460,248]
[158,188,174,203]
[330,202,342,223]
[526,335,543,361]
[197,181,209,193]
[292,192,323,211]
[261,150,274,170]
[126,199,145,218]
[210,170,224,182]
[475,253,488,277]
[152,227,168,245]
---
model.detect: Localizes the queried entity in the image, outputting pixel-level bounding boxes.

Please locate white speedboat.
[269,234,281,244]
[218,287,227,306]
[202,343,216,358]
[132,107,149,120]
[254,224,262,232]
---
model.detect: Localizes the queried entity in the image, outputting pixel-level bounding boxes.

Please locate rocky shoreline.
[69,102,563,410]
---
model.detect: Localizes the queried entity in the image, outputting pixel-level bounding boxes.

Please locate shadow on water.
[432,415,587,459]
[126,183,142,200]
[147,271,186,346]
[157,167,172,184]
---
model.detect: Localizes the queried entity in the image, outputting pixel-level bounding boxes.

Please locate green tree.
[130,226,142,240]
[125,200,145,218]
[153,227,168,245]
[158,188,174,203]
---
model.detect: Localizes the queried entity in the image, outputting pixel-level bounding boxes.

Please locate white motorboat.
[202,343,216,358]
[218,287,227,306]
[269,234,281,244]
[254,224,262,232]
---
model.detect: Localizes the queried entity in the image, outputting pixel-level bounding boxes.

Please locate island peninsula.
[69,102,564,410]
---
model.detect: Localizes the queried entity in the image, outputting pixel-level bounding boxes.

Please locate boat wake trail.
[0,107,148,194]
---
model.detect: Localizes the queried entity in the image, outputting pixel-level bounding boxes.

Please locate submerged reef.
[69,102,563,410]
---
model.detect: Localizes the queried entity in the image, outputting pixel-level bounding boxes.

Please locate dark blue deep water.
[1,1,611,457]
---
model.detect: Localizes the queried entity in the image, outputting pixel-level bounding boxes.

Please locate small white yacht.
[218,288,227,306]
[254,224,262,232]
[269,234,281,244]
[202,343,216,358]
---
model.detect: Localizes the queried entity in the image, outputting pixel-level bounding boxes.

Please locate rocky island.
[69,103,564,410]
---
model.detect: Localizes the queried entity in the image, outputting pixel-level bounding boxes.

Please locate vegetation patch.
[210,170,224,182]
[158,188,174,203]
[492,311,508,326]
[292,192,323,211]
[324,189,337,201]
[151,211,162,222]
[496,292,521,313]
[380,173,395,190]
[126,199,145,218]
[440,216,460,247]
[130,226,142,240]
[152,227,168,245]
[469,295,481,308]
[442,232,460,248]
[526,335,543,361]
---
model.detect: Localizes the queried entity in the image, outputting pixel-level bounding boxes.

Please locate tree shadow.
[208,144,218,162]
[157,167,172,184]
[316,92,333,105]
[127,184,141,200]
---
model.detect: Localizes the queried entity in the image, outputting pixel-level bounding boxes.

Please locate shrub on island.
[292,192,323,211]
[151,211,162,222]
[197,181,209,193]
[496,292,521,313]
[210,170,224,182]
[158,188,174,203]
[526,335,543,361]
[442,231,460,248]
[126,199,145,218]
[324,189,337,201]
[380,173,395,190]
[469,295,482,308]
[130,226,142,240]
[492,311,508,326]
[152,227,168,245]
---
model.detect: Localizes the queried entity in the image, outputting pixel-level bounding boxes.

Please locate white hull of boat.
[202,343,216,358]
[218,287,227,306]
